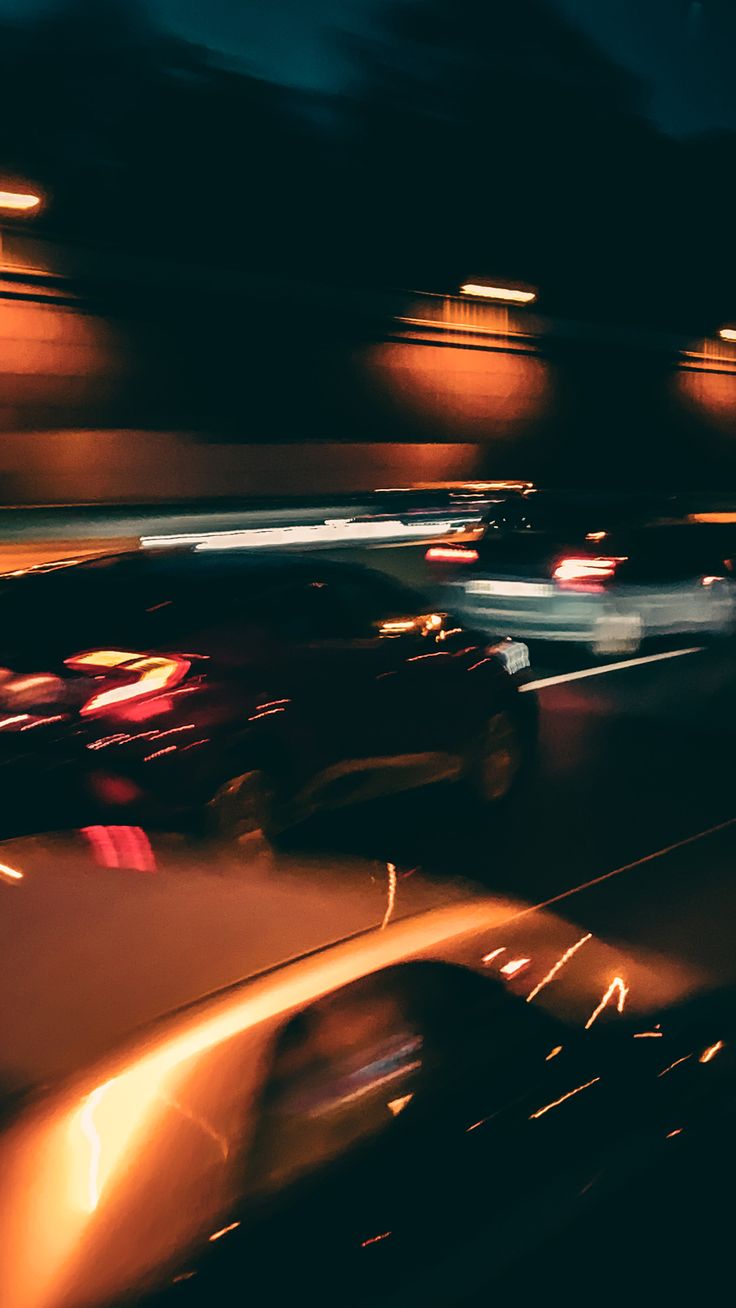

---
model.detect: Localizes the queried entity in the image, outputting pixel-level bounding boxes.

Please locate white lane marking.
[506,816,736,922]
[519,645,703,692]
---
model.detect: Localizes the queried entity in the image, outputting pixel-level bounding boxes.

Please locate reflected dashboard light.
[459,281,536,305]
[0,860,23,883]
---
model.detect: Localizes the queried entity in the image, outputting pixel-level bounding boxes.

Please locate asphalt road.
[293,637,736,985]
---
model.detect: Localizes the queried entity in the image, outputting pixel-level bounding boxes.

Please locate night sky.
[1,0,735,137]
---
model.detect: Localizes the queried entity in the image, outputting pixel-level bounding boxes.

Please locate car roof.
[1,546,365,588]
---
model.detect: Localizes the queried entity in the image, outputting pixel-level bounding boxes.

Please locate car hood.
[0,828,707,1098]
[0,831,474,1093]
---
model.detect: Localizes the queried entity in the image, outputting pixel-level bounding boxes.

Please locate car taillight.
[552,555,626,587]
[425,546,479,564]
[64,650,190,717]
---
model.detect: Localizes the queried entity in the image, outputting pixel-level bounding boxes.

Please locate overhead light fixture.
[719,327,736,342]
[0,188,42,214]
[460,281,536,305]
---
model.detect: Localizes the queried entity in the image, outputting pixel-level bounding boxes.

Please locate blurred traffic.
[0,480,734,1308]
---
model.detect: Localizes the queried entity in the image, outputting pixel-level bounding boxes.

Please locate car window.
[330,571,430,636]
[248,962,562,1195]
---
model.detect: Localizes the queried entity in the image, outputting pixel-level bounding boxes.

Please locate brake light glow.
[425,546,479,564]
[64,650,190,717]
[552,556,626,586]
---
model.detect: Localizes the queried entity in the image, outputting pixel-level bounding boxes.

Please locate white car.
[427,521,736,655]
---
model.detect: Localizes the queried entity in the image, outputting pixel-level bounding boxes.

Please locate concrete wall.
[1,231,735,503]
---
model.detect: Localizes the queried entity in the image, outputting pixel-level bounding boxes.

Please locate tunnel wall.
[1,233,735,503]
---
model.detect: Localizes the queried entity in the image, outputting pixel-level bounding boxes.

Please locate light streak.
[584,977,629,1030]
[143,518,462,551]
[499,957,530,978]
[700,1040,725,1064]
[545,1045,563,1061]
[0,188,41,212]
[387,1094,413,1117]
[481,947,506,964]
[361,1232,391,1248]
[380,863,397,931]
[208,1221,240,1242]
[529,1077,601,1120]
[0,861,23,882]
[78,1083,115,1212]
[658,1054,692,1077]
[526,933,592,1002]
[459,282,536,304]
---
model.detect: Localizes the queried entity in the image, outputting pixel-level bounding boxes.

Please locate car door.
[257,572,403,797]
[333,568,485,758]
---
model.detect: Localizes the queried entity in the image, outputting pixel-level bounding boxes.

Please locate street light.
[718,327,736,342]
[0,187,42,215]
[459,280,537,305]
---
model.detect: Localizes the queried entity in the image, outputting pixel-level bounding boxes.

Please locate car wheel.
[205,769,281,843]
[469,710,524,804]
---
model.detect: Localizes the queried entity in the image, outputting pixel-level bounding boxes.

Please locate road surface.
[296,638,736,987]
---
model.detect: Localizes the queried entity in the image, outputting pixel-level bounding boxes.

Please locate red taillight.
[552,555,626,587]
[425,546,479,564]
[64,649,190,717]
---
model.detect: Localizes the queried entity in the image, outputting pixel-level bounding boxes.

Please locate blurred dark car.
[426,513,736,656]
[0,830,732,1308]
[0,548,534,838]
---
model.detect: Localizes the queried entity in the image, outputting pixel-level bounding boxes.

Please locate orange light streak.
[700,1040,725,1064]
[380,863,397,931]
[584,977,629,1030]
[481,947,505,964]
[529,1077,601,1120]
[0,189,41,212]
[0,861,23,882]
[526,932,592,1002]
[658,1054,692,1077]
[208,1221,240,1243]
